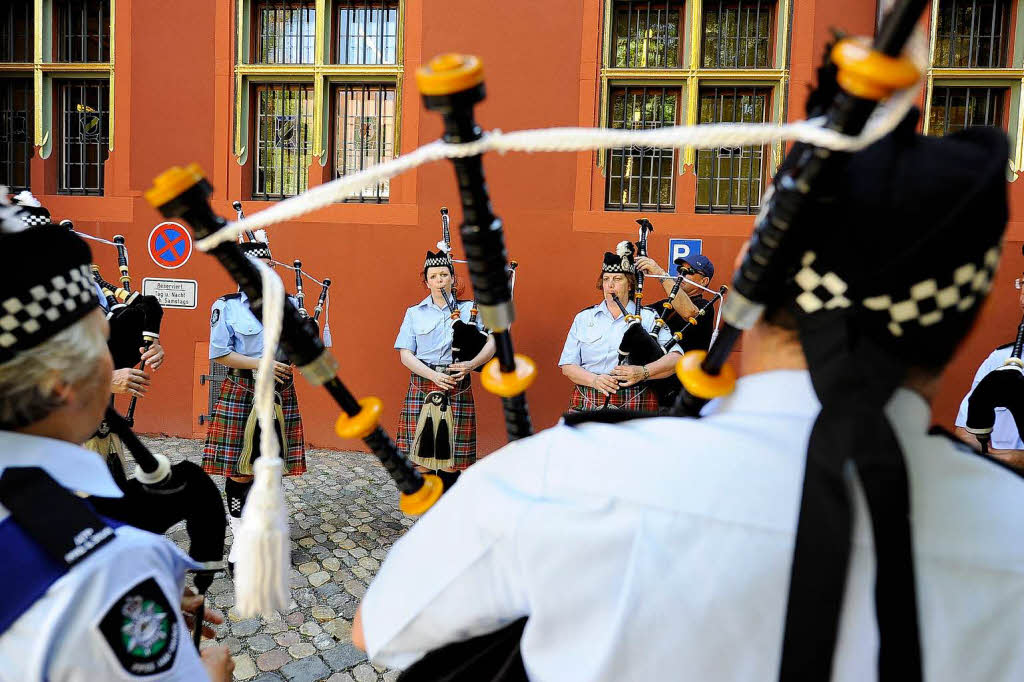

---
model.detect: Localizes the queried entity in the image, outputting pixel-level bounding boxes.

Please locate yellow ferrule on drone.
[145,163,207,208]
[416,54,484,96]
[676,350,737,400]
[831,37,919,101]
[625,314,641,323]
[1005,357,1024,369]
[481,355,537,398]
[335,396,383,440]
[400,474,444,516]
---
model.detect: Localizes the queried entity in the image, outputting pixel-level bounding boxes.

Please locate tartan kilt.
[568,383,659,414]
[396,371,477,471]
[203,374,305,477]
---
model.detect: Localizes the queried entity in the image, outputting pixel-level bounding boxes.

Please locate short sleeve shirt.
[394,296,484,365]
[954,344,1024,449]
[557,301,674,374]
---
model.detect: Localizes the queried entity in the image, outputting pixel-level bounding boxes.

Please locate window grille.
[611,1,683,69]
[336,0,398,65]
[56,0,110,63]
[605,86,679,211]
[253,83,314,199]
[0,79,33,193]
[0,2,32,63]
[933,0,1010,68]
[702,0,775,68]
[695,87,768,214]
[334,84,396,203]
[59,80,109,196]
[255,1,316,65]
[927,86,1006,136]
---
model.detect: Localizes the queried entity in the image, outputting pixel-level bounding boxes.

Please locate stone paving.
[143,435,410,682]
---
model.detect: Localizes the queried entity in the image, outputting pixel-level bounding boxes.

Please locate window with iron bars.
[253,83,314,199]
[59,80,109,196]
[0,2,33,63]
[0,80,33,193]
[605,86,679,211]
[933,0,1010,68]
[335,0,398,65]
[702,0,775,68]
[333,83,396,203]
[927,86,1006,136]
[696,87,768,214]
[56,0,110,63]
[610,1,684,69]
[255,1,316,65]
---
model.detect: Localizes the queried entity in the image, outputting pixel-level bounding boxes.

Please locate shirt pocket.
[412,314,446,355]
[228,309,262,353]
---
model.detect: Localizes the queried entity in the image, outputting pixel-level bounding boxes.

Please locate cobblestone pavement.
[143,435,410,682]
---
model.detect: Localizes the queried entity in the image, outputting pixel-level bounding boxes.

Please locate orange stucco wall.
[29,0,1024,455]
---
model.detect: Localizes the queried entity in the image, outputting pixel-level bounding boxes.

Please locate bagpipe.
[663,285,728,354]
[965,312,1024,454]
[438,206,489,369]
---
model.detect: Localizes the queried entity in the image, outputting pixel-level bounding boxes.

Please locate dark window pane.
[0,2,33,63]
[933,0,1009,68]
[927,86,1006,136]
[333,83,396,203]
[256,2,316,65]
[611,1,684,68]
[0,79,33,192]
[56,0,110,63]
[702,0,776,68]
[335,1,398,65]
[59,79,109,195]
[253,84,313,199]
[605,86,679,211]
[695,87,769,214]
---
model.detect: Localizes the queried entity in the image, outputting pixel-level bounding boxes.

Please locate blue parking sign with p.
[669,239,703,276]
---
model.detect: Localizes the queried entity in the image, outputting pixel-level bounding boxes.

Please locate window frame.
[0,77,35,192]
[331,80,397,203]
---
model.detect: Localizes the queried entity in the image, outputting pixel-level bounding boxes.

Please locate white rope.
[270,260,328,286]
[70,231,121,247]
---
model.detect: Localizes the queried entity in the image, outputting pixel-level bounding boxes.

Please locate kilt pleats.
[396,371,477,471]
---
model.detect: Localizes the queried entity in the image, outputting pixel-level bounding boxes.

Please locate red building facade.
[2,0,1022,454]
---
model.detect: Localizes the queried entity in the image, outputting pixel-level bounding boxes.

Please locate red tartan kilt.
[203,374,306,477]
[568,383,659,414]
[396,371,477,471]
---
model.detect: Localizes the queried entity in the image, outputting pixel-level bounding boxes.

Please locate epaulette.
[563,408,655,427]
[219,292,242,301]
[928,425,1024,480]
[578,304,596,314]
[996,341,1015,350]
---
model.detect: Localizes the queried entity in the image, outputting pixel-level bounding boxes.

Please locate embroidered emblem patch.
[99,577,179,676]
[210,308,220,326]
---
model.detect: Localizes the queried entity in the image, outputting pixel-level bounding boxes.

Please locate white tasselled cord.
[233,258,291,617]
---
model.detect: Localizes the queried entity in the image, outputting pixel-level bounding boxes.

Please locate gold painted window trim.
[0,0,116,158]
[597,0,791,175]
[233,0,405,168]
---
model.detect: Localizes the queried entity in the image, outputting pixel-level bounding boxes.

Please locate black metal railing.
[253,83,313,199]
[933,0,1009,68]
[0,79,33,193]
[59,79,109,196]
[335,0,398,65]
[333,83,395,203]
[702,0,775,68]
[695,86,769,214]
[927,86,1006,136]
[255,1,316,65]
[611,0,684,69]
[605,85,679,211]
[0,2,32,63]
[56,0,110,63]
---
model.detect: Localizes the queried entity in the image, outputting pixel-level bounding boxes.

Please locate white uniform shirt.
[0,431,209,681]
[361,370,1024,681]
[954,344,1024,449]
[394,296,483,365]
[558,301,673,374]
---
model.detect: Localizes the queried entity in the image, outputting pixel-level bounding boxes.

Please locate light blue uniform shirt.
[558,300,673,374]
[394,296,485,365]
[209,291,298,360]
[955,344,1024,450]
[94,281,108,311]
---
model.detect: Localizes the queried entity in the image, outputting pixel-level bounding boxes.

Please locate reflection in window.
[606,86,678,211]
[255,1,316,65]
[696,87,768,214]
[0,2,32,63]
[927,86,1006,136]
[59,80,109,196]
[933,0,1009,68]
[336,1,398,65]
[253,84,314,199]
[56,0,110,63]
[0,79,33,193]
[611,1,683,68]
[702,0,775,68]
[334,84,396,203]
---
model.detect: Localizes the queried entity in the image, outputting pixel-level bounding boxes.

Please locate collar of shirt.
[0,430,124,499]
[416,294,451,311]
[592,299,637,318]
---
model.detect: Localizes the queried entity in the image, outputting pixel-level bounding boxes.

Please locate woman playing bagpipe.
[204,236,305,569]
[394,249,495,489]
[557,246,680,413]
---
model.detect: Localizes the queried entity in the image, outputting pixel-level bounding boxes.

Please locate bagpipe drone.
[438,206,489,370]
[965,312,1024,454]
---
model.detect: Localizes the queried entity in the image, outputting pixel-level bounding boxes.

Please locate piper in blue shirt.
[558,249,680,413]
[393,249,494,487]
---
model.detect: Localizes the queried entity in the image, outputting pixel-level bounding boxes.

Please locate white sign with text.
[142,278,198,310]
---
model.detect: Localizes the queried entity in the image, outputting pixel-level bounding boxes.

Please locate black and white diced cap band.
[602,256,634,274]
[795,247,1001,337]
[0,264,97,352]
[242,244,272,260]
[424,256,451,268]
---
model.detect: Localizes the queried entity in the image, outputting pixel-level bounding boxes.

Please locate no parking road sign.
[668,239,702,276]
[148,222,193,270]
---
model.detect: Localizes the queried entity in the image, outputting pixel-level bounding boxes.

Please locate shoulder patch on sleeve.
[98,577,180,676]
[210,308,220,326]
